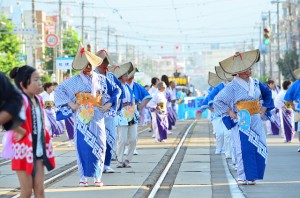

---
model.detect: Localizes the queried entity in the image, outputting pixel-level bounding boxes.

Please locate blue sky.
[4,0,277,55]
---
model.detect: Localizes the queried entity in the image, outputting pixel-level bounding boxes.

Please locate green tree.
[63,28,80,56]
[43,28,80,75]
[41,74,51,84]
[277,50,299,81]
[0,16,22,74]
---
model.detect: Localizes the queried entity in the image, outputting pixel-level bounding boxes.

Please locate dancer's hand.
[13,127,26,141]
[68,102,79,111]
[227,109,237,119]
[100,103,112,112]
[260,106,267,120]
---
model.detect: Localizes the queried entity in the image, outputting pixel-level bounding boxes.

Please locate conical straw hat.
[72,42,103,71]
[96,50,113,65]
[208,72,222,88]
[223,71,234,81]
[215,66,227,81]
[127,62,139,78]
[293,68,300,79]
[108,62,131,78]
[216,66,234,81]
[219,49,260,74]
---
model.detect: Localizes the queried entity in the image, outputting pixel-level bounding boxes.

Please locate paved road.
[0,119,300,198]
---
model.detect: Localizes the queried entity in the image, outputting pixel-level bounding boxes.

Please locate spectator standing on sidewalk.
[9,65,56,197]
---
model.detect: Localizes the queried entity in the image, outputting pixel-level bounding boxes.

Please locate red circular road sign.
[45,34,59,48]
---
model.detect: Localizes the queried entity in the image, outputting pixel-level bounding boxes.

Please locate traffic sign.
[45,34,59,48]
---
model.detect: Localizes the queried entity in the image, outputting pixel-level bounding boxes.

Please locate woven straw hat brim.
[108,62,131,78]
[219,49,260,74]
[208,72,222,88]
[96,50,113,65]
[223,71,234,80]
[85,51,103,67]
[128,63,139,78]
[293,68,300,79]
[215,66,227,81]
[72,43,103,71]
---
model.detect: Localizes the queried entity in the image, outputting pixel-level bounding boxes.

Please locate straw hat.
[127,62,139,78]
[219,49,260,74]
[215,66,227,81]
[108,62,131,78]
[293,68,300,79]
[208,72,222,88]
[215,66,234,81]
[72,42,103,71]
[96,50,113,65]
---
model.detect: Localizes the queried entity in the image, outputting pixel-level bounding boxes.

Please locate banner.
[178,96,206,119]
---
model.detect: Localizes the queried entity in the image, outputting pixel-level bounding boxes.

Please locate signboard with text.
[56,57,74,70]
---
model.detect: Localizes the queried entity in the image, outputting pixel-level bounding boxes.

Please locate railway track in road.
[134,120,197,198]
[8,121,197,198]
[4,122,197,198]
[3,127,151,198]
[0,139,71,168]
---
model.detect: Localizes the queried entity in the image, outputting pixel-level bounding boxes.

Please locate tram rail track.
[2,126,151,198]
[133,120,196,198]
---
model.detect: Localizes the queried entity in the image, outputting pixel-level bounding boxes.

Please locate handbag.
[1,131,14,159]
[56,105,73,121]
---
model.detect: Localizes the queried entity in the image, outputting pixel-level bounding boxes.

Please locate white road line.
[221,155,245,198]
[148,120,196,198]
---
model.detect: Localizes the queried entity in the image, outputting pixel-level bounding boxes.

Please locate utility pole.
[277,1,282,86]
[32,0,36,67]
[57,0,63,83]
[94,16,97,53]
[81,0,84,42]
[262,15,267,77]
[115,34,119,52]
[126,43,128,61]
[259,25,262,78]
[107,25,110,50]
[288,1,293,50]
[269,11,273,78]
[59,0,63,57]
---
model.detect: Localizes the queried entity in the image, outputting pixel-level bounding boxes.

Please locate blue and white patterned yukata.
[130,81,152,126]
[214,77,274,181]
[54,72,120,181]
[94,69,125,167]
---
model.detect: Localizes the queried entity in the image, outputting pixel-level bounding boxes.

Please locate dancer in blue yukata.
[54,43,120,187]
[94,49,125,173]
[126,62,152,155]
[284,68,300,152]
[214,49,274,185]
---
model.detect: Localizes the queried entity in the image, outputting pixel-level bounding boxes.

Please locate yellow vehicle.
[168,76,189,86]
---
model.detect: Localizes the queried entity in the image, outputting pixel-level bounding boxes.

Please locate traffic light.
[263,28,270,45]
